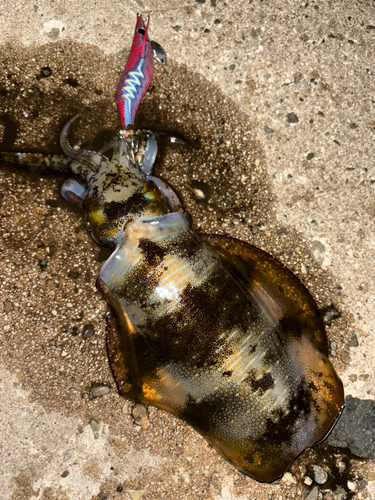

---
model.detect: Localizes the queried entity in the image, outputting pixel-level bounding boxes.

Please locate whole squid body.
[0,15,344,482]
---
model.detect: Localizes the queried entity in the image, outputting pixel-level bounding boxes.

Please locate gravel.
[312,465,328,485]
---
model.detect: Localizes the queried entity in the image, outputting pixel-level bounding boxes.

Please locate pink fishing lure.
[116,15,154,128]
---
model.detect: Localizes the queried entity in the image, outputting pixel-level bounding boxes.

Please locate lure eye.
[137,28,145,36]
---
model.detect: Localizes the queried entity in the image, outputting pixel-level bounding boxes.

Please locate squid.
[0,14,344,482]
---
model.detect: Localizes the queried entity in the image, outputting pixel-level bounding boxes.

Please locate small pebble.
[98,492,107,500]
[347,480,357,492]
[3,300,13,313]
[358,480,368,490]
[333,486,347,500]
[304,476,313,486]
[194,188,205,199]
[347,334,359,348]
[287,112,299,124]
[264,125,274,134]
[60,470,69,478]
[251,28,262,38]
[116,484,124,493]
[47,27,60,40]
[321,304,341,326]
[330,341,337,357]
[310,240,325,265]
[281,472,296,486]
[341,351,351,365]
[305,486,319,500]
[40,66,52,78]
[313,465,328,484]
[90,418,100,439]
[82,323,95,339]
[38,259,48,270]
[336,460,346,471]
[89,384,110,399]
[131,403,150,430]
[189,180,210,201]
[129,491,145,500]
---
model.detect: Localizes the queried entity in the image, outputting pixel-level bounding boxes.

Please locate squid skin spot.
[262,348,279,367]
[262,381,311,444]
[104,191,147,220]
[179,238,202,260]
[223,370,233,377]
[138,238,166,265]
[250,372,275,394]
[278,316,303,342]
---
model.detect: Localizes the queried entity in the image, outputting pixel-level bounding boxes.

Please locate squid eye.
[84,218,101,245]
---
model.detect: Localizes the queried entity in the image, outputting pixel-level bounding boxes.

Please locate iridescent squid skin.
[0,14,344,483]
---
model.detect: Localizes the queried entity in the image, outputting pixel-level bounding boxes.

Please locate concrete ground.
[0,0,374,499]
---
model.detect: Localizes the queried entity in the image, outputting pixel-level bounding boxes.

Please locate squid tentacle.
[60,115,110,169]
[147,175,182,213]
[0,151,73,176]
[61,178,86,208]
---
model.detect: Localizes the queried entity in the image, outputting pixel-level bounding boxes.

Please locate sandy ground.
[0,1,374,499]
